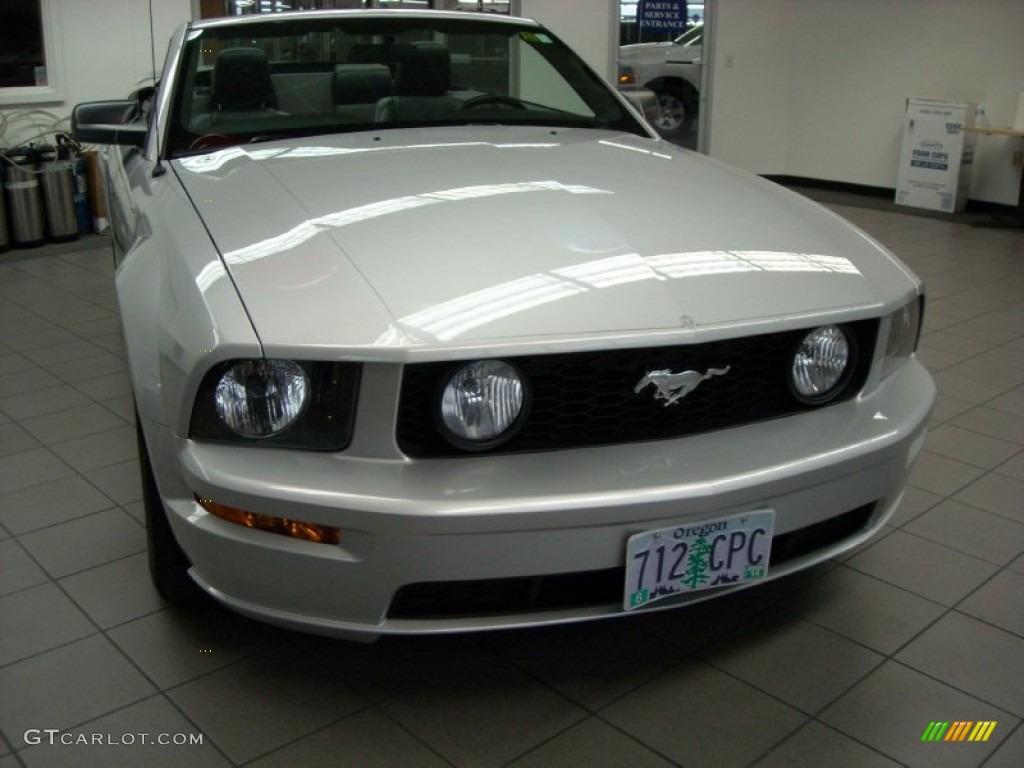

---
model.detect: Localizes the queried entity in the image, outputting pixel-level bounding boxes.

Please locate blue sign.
[637,0,689,33]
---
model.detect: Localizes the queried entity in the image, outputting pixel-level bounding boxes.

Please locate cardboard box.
[895,98,976,213]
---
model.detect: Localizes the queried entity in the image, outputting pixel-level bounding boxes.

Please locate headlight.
[790,325,852,404]
[881,297,923,379]
[190,359,360,450]
[440,360,526,448]
[214,359,308,437]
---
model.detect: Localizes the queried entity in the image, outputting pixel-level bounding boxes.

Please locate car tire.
[136,407,204,604]
[652,88,696,140]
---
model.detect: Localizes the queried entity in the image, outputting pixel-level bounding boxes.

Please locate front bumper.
[148,360,933,641]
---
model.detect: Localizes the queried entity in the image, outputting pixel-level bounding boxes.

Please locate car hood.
[172,126,917,359]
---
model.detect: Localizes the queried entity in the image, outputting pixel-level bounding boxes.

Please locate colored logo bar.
[921,721,997,742]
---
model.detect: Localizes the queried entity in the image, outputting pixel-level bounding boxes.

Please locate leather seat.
[374,43,457,123]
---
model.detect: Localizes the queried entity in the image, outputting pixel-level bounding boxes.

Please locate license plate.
[624,510,775,610]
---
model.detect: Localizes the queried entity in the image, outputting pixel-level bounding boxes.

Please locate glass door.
[617,0,707,151]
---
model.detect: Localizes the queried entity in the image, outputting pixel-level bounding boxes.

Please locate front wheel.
[652,90,689,138]
[136,409,203,604]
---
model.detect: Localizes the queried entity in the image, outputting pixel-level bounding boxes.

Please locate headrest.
[333,64,393,105]
[214,48,274,111]
[395,43,451,97]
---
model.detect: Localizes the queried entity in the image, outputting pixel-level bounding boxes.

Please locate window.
[0,0,64,105]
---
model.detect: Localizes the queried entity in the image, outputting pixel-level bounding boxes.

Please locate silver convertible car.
[73,10,933,641]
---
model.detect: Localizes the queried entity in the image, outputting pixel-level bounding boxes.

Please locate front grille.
[397,320,878,457]
[388,503,876,620]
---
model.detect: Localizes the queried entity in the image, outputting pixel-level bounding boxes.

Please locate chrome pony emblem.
[634,367,731,407]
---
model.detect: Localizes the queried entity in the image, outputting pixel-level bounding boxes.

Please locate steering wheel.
[459,95,527,111]
[188,134,237,151]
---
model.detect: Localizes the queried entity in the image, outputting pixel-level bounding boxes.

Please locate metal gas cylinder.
[39,144,79,242]
[2,149,46,248]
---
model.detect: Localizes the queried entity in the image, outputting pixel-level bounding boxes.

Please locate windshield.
[672,24,703,46]
[168,14,643,156]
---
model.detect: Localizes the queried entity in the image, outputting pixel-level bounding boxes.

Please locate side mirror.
[72,101,148,147]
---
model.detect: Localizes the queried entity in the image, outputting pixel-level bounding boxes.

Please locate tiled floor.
[1,202,1022,768]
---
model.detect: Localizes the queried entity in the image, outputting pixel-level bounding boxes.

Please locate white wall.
[710,0,1024,206]
[519,0,618,83]
[0,0,192,147]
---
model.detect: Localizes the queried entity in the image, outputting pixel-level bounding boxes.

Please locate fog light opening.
[195,497,341,545]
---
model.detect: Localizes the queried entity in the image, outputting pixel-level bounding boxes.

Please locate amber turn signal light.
[196,496,341,545]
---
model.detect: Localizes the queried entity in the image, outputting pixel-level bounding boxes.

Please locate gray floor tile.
[121,499,146,526]
[100,394,135,422]
[0,352,34,376]
[701,610,884,714]
[0,635,155,739]
[168,653,367,765]
[383,654,586,768]
[750,720,900,768]
[995,452,1024,481]
[846,530,998,606]
[20,402,126,445]
[950,406,1024,447]
[933,372,1011,405]
[248,709,448,768]
[0,475,116,534]
[820,661,1015,768]
[69,316,121,339]
[946,321,1024,347]
[19,508,146,578]
[22,339,107,368]
[904,500,1024,565]
[781,565,946,655]
[0,366,63,399]
[0,326,72,350]
[890,486,944,528]
[107,606,279,690]
[601,659,804,767]
[38,303,114,326]
[0,383,92,420]
[0,422,40,457]
[0,582,96,666]
[0,539,49,596]
[72,371,132,402]
[84,459,143,505]
[490,620,682,711]
[896,612,1024,716]
[919,331,996,357]
[50,425,136,472]
[924,424,1020,469]
[958,570,1024,638]
[91,333,126,358]
[918,346,963,372]
[983,723,1024,768]
[59,553,165,629]
[908,451,986,496]
[46,352,127,384]
[930,394,978,424]
[987,388,1024,418]
[0,448,75,495]
[954,474,1024,524]
[17,695,231,768]
[508,717,675,768]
